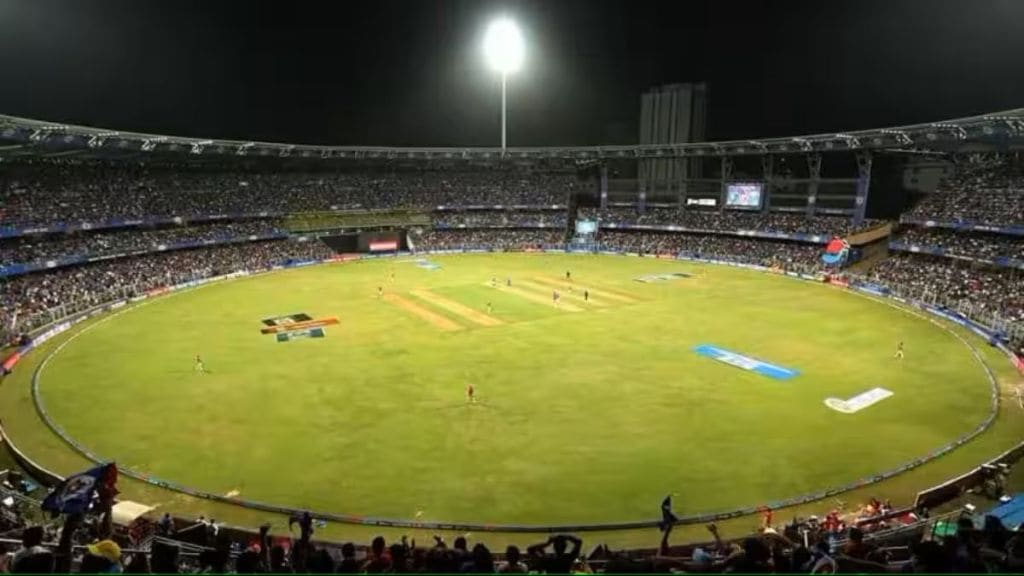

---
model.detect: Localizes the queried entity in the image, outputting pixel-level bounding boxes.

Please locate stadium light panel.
[483,18,524,74]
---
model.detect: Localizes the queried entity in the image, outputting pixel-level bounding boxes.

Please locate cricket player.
[377,286,383,299]
[194,354,206,374]
[466,384,476,403]
[486,302,493,315]
[894,341,904,360]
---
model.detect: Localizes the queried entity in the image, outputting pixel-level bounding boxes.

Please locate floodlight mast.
[501,72,507,152]
[483,18,523,154]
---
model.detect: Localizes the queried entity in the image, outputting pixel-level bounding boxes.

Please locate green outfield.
[1,253,1017,531]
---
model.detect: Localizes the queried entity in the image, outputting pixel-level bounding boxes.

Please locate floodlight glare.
[483,18,524,75]
[483,17,525,153]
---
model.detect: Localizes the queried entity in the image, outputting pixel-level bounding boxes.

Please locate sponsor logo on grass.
[260,317,338,334]
[276,327,326,342]
[824,387,894,414]
[259,313,338,335]
[261,313,313,327]
[415,259,442,271]
[634,272,692,283]
[693,344,800,380]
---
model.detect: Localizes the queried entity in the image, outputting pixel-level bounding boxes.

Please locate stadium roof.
[1,109,1022,162]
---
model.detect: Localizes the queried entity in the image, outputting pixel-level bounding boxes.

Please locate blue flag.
[41,463,118,515]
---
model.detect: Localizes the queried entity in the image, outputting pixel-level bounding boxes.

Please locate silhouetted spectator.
[527,534,582,574]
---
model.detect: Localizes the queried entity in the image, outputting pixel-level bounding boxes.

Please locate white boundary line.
[13,251,1011,531]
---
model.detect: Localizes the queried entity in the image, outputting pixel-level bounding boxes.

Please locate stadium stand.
[601,231,822,268]
[877,152,1024,353]
[893,227,1024,263]
[4,149,1024,573]
[0,163,579,226]
[864,254,1024,325]
[578,207,881,237]
[0,240,333,343]
[415,229,565,251]
[4,156,1024,353]
[0,221,285,268]
[1,469,1022,574]
[904,153,1024,227]
[432,210,567,229]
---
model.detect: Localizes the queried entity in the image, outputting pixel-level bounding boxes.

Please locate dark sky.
[1,0,1022,147]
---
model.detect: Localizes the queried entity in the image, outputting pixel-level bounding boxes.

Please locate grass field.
[2,253,1021,544]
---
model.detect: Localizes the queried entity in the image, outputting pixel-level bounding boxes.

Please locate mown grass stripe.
[410,289,503,327]
[383,293,463,331]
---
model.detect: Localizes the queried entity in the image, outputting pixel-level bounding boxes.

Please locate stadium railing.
[852,279,1024,361]
[899,216,1024,237]
[913,440,1024,511]
[888,240,1024,272]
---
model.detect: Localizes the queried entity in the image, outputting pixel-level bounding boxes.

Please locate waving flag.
[41,463,118,515]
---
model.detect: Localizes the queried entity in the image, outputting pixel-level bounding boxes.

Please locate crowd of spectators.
[414,229,564,251]
[0,163,581,227]
[597,231,823,269]
[2,493,1022,574]
[0,239,334,342]
[0,220,284,267]
[432,210,566,229]
[894,226,1024,263]
[414,228,823,271]
[864,253,1024,325]
[577,207,880,236]
[2,452,1022,574]
[904,154,1024,227]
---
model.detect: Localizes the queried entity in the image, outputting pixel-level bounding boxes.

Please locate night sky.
[1,0,1022,147]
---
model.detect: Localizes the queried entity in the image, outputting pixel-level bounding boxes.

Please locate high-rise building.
[639,83,707,187]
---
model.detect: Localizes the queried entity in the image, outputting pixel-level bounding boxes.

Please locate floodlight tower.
[483,17,524,154]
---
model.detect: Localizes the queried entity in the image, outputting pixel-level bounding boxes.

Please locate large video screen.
[575,219,598,234]
[725,183,763,209]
